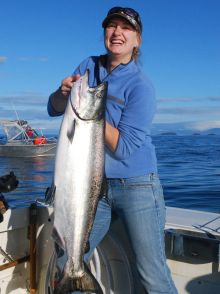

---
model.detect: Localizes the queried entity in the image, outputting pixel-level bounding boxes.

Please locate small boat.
[0,205,219,293]
[0,120,57,157]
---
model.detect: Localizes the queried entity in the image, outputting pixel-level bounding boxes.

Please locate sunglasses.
[108,7,142,31]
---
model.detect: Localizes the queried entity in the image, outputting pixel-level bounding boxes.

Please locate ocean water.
[153,135,220,213]
[0,135,219,213]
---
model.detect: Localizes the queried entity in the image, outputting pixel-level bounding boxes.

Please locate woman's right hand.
[60,74,81,96]
[48,74,81,115]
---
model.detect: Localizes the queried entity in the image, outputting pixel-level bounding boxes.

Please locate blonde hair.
[132,32,142,62]
[132,47,140,61]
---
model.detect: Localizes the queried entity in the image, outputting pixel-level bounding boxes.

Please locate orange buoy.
[33,136,47,145]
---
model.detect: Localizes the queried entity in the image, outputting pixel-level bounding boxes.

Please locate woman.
[48,7,178,294]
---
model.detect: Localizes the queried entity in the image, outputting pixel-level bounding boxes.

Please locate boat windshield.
[0,120,38,142]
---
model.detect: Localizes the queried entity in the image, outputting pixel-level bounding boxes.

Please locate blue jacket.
[48,56,157,178]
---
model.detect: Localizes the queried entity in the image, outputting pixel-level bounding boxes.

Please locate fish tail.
[53,262,103,294]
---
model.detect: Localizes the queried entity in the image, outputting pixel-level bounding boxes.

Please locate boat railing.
[0,120,57,145]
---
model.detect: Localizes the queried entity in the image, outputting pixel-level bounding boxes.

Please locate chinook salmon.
[52,71,107,294]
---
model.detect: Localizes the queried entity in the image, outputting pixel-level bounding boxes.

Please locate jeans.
[55,174,178,294]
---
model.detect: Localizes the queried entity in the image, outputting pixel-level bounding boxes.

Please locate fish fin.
[67,119,75,143]
[54,262,103,294]
[36,183,56,207]
[54,241,65,259]
[85,240,90,253]
[52,227,65,252]
[45,183,56,205]
[100,177,108,198]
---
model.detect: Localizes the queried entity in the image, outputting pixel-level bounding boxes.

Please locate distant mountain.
[200,128,220,135]
[160,132,177,135]
[152,123,220,136]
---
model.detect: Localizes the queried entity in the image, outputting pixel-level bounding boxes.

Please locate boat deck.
[0,206,219,293]
[166,206,220,237]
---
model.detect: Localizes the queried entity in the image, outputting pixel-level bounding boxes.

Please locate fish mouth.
[70,102,95,122]
[70,103,103,122]
[69,70,107,121]
[70,99,104,122]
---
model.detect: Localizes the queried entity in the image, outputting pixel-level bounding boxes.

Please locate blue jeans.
[56,174,178,294]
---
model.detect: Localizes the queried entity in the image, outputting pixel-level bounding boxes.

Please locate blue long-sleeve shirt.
[48,56,158,178]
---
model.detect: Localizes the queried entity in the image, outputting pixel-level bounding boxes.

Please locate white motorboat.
[0,205,219,293]
[0,120,57,158]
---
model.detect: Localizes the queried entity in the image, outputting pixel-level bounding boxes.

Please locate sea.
[0,135,219,213]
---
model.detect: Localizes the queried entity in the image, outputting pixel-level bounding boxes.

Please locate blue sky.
[0,0,220,134]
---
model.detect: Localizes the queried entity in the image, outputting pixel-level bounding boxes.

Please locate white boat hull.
[0,142,56,157]
[0,206,219,293]
[0,119,57,157]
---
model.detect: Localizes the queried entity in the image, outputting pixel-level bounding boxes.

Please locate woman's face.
[104,17,141,62]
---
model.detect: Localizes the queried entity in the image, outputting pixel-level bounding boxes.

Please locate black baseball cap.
[102,7,143,33]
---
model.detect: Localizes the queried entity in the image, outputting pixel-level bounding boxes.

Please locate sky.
[0,0,220,134]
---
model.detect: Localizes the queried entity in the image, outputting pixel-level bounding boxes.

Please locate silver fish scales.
[52,70,107,293]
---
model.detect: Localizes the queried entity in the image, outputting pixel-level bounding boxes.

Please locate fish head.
[70,71,107,121]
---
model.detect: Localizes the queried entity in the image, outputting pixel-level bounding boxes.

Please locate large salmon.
[52,71,107,293]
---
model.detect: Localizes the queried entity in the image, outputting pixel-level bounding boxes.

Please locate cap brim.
[102,13,141,32]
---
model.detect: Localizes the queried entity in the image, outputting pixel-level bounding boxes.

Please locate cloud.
[0,106,61,131]
[156,95,220,125]
[0,107,49,120]
[207,96,220,101]
[157,106,220,116]
[158,97,193,103]
[18,56,48,62]
[0,93,48,106]
[30,118,61,131]
[0,92,61,131]
[0,56,7,63]
[158,96,220,103]
[151,120,220,134]
[187,120,220,131]
[18,57,31,61]
[38,57,48,62]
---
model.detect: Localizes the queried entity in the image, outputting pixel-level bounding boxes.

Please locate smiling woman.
[47,6,178,294]
[102,7,142,66]
[104,18,141,70]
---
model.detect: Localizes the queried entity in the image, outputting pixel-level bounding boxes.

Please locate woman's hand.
[48,74,81,114]
[60,74,81,96]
